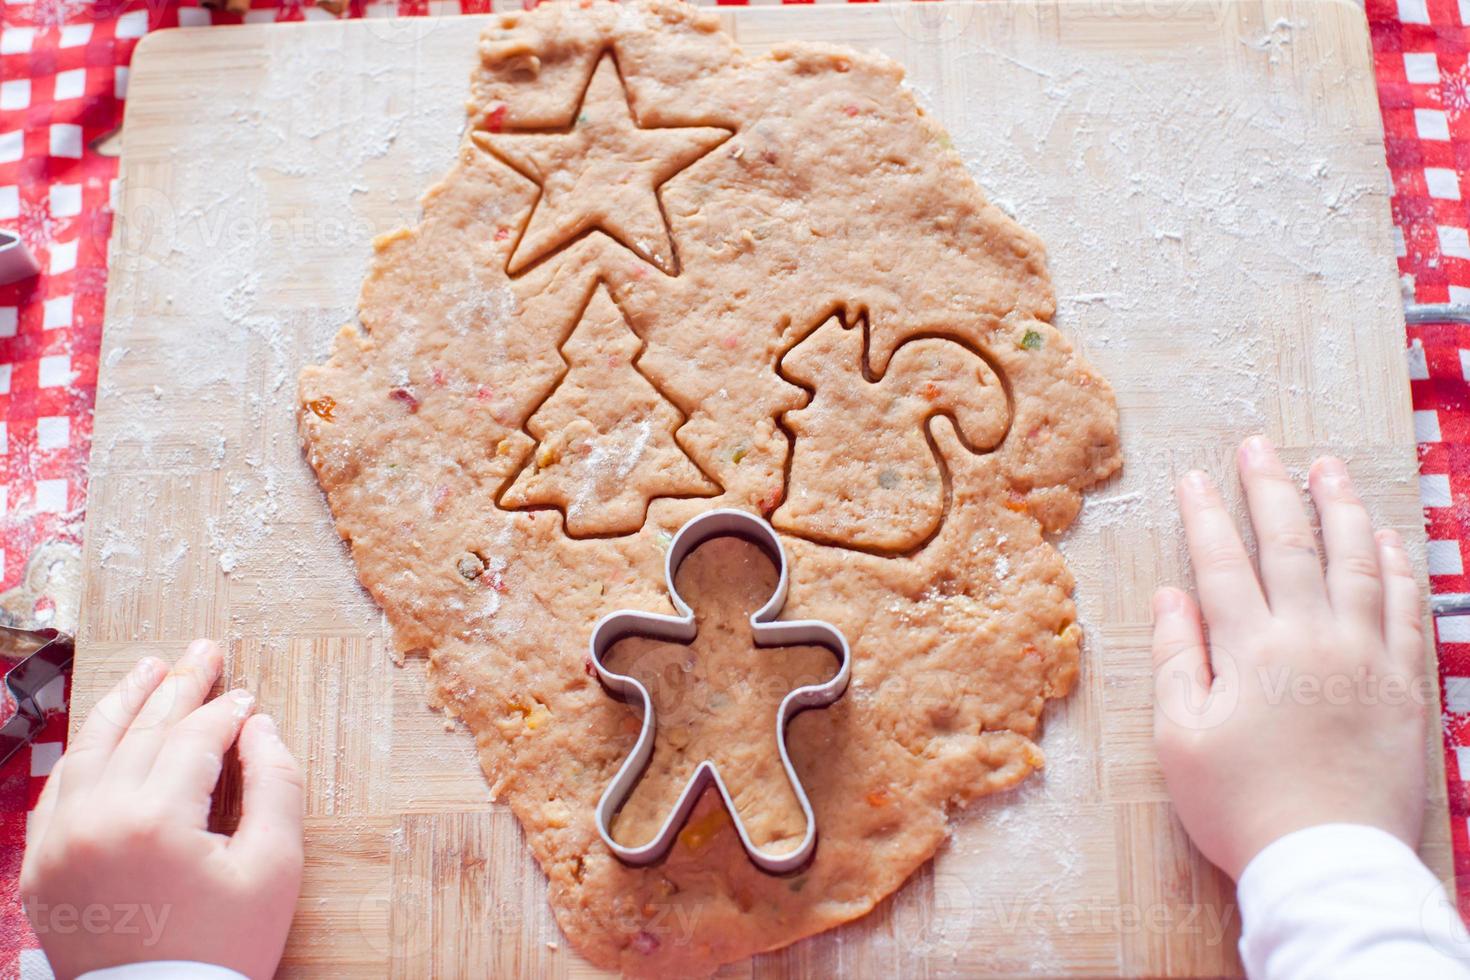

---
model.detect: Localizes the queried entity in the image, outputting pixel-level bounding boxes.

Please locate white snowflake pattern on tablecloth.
[15,198,70,254]
[1443,57,1470,121]
[1,0,99,30]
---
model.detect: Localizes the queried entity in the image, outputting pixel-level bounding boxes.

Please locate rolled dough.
[298,0,1121,972]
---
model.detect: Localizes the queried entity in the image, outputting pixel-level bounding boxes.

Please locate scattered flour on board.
[92,28,468,653]
[1243,18,1297,63]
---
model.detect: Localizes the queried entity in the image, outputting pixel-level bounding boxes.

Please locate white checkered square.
[177,7,211,25]
[1418,108,1452,141]
[1452,284,1470,306]
[29,741,60,777]
[37,354,71,388]
[1428,167,1462,200]
[34,479,66,514]
[1430,539,1464,575]
[1423,473,1454,508]
[0,27,35,55]
[0,307,14,339]
[42,295,71,330]
[0,79,29,111]
[0,131,22,164]
[1406,52,1441,83]
[1405,339,1428,382]
[49,183,81,217]
[49,239,76,275]
[49,124,82,159]
[1416,408,1442,441]
[52,69,85,102]
[1444,672,1470,707]
[0,365,14,394]
[59,22,92,48]
[36,416,68,450]
[114,67,129,100]
[0,185,16,220]
[116,9,148,37]
[1440,225,1470,259]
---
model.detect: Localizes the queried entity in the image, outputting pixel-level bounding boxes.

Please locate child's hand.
[21,640,304,980]
[1153,437,1430,881]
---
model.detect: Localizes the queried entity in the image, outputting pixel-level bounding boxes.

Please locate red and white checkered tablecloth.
[1373,0,1470,915]
[3,0,1470,973]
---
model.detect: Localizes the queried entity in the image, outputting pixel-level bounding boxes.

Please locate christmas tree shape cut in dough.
[473,54,730,276]
[498,284,719,535]
[775,313,1011,554]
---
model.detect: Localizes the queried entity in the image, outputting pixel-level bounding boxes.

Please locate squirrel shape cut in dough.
[774,313,1011,553]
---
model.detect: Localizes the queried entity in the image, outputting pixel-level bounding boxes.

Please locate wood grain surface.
[78,2,1447,975]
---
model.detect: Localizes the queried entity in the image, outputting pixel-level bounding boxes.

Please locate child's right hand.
[1153,436,1431,880]
[20,640,305,980]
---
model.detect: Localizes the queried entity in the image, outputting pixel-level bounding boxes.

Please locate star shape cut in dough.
[473,55,731,276]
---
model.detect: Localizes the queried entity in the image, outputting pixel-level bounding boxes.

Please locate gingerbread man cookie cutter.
[589,508,852,874]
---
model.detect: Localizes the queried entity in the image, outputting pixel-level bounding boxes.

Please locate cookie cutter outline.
[0,230,39,287]
[589,507,852,874]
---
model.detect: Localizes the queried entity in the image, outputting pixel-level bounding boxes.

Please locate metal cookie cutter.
[0,626,74,770]
[0,230,40,287]
[589,508,852,874]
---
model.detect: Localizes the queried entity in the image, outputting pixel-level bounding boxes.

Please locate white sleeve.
[1237,823,1470,979]
[78,964,247,980]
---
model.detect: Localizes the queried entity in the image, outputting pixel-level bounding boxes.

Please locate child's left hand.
[20,640,304,980]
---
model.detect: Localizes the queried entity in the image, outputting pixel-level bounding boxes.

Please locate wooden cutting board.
[78,2,1448,975]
